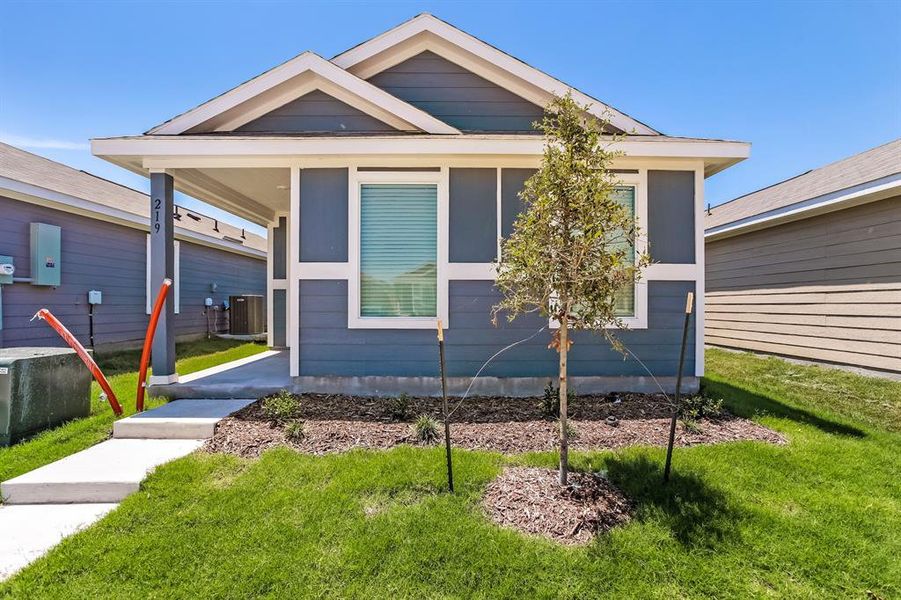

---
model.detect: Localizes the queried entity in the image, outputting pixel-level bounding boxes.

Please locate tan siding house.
[705,139,901,373]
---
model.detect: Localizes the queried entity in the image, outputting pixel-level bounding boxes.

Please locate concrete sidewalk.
[0,398,253,580]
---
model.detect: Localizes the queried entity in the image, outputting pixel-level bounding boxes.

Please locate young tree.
[493,94,650,485]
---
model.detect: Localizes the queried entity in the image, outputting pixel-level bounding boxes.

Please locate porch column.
[289,167,300,377]
[148,170,177,384]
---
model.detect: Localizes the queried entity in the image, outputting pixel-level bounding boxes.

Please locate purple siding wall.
[0,195,266,349]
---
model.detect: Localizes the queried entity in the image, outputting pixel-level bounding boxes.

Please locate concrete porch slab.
[0,503,118,580]
[113,399,255,439]
[152,350,289,399]
[0,438,204,504]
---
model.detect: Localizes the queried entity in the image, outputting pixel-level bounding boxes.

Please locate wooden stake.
[664,291,694,483]
[437,319,454,493]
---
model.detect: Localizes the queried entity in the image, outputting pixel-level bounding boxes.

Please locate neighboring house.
[705,139,901,374]
[92,13,750,392]
[0,142,267,350]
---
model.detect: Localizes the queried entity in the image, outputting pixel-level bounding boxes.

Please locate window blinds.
[360,183,438,318]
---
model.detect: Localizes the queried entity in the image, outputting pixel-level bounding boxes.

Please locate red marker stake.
[136,278,172,412]
[32,308,122,416]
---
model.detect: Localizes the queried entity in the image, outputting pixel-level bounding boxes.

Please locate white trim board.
[346,168,449,329]
[147,52,459,135]
[332,14,658,136]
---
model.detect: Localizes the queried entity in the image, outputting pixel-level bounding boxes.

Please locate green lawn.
[2,349,899,598]
[0,339,267,484]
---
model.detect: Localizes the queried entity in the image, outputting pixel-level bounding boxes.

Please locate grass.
[0,340,267,484]
[2,348,899,598]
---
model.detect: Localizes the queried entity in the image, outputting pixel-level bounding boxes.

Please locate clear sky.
[2,0,899,235]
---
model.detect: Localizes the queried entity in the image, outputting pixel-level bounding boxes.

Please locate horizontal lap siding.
[0,195,266,349]
[705,196,901,372]
[299,280,695,379]
[236,90,396,133]
[175,242,267,338]
[0,195,148,348]
[367,51,544,133]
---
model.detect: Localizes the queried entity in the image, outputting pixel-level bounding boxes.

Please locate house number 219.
[154,198,161,232]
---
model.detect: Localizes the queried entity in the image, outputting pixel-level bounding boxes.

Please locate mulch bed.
[483,467,633,545]
[203,393,784,458]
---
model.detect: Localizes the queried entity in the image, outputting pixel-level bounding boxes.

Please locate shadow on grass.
[605,454,740,549]
[703,379,865,438]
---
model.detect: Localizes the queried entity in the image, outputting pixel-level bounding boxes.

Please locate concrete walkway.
[152,350,289,399]
[0,398,253,580]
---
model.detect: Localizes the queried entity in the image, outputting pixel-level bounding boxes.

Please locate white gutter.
[705,173,901,241]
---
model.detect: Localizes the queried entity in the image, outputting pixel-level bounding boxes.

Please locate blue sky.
[2,0,899,235]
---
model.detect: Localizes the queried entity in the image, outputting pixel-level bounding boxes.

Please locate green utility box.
[30,222,61,286]
[0,347,91,446]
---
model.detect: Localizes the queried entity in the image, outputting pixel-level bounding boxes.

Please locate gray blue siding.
[648,171,696,263]
[272,289,287,347]
[236,90,396,133]
[300,168,348,262]
[367,51,545,132]
[501,168,536,239]
[449,168,497,262]
[0,195,266,349]
[299,279,694,378]
[272,216,287,279]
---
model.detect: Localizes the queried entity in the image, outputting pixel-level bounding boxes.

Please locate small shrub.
[680,418,701,434]
[680,395,723,420]
[542,380,575,419]
[284,419,305,442]
[261,390,301,424]
[388,393,413,421]
[561,420,579,440]
[412,414,440,444]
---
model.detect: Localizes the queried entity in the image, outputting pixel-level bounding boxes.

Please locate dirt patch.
[483,467,632,545]
[203,393,784,458]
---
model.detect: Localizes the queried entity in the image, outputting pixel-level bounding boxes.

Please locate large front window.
[360,183,438,318]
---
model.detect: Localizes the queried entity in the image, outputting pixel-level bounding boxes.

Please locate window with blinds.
[360,183,438,318]
[612,186,636,317]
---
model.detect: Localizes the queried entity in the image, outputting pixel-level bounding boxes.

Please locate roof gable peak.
[332,14,659,136]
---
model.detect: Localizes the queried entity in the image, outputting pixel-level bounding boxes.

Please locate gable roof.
[147,51,459,135]
[332,13,659,136]
[0,142,267,256]
[706,138,901,239]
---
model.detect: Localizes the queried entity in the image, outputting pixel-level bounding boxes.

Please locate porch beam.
[148,171,178,384]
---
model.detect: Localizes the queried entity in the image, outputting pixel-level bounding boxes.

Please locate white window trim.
[549,171,649,330]
[347,168,449,329]
[145,234,180,314]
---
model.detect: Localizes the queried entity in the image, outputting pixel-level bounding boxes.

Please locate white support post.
[694,167,706,377]
[288,167,300,377]
[266,220,275,348]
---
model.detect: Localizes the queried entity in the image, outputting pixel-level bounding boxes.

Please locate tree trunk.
[558,316,569,486]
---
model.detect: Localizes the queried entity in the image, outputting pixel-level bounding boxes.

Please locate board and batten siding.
[299,279,695,378]
[292,166,699,381]
[0,194,266,349]
[705,195,901,372]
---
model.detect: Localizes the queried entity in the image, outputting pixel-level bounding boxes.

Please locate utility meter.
[204,297,213,307]
[88,290,102,305]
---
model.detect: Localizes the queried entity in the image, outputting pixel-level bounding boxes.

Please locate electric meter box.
[88,290,102,305]
[0,255,13,285]
[30,223,61,286]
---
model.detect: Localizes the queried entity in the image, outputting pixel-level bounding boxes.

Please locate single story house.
[92,13,749,393]
[705,138,900,374]
[0,142,267,350]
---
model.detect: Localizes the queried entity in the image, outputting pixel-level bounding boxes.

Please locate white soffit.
[332,14,660,136]
[147,52,460,136]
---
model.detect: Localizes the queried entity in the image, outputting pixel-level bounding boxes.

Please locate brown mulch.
[482,467,632,545]
[202,393,784,458]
